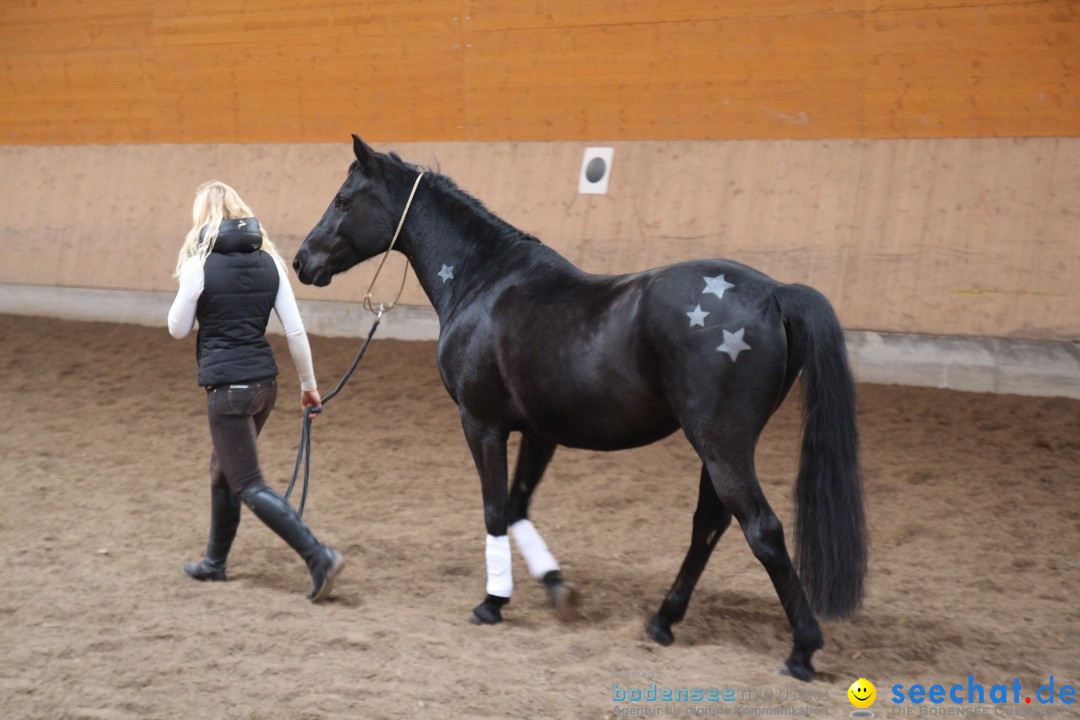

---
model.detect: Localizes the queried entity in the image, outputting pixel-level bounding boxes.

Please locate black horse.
[293,136,867,681]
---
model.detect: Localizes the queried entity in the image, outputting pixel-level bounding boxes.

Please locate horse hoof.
[468,598,506,625]
[778,659,814,683]
[547,580,582,621]
[645,614,675,646]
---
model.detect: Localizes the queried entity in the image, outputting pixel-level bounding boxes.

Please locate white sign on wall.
[579,147,614,194]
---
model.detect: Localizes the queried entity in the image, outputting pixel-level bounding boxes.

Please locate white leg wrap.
[509,519,560,579]
[485,534,513,597]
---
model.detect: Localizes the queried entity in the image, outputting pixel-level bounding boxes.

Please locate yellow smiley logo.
[848,678,877,709]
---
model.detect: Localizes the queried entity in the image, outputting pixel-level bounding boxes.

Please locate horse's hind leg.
[507,433,580,619]
[646,464,732,646]
[703,452,824,682]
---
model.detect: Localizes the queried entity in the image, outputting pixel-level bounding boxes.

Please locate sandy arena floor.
[1,314,1077,719]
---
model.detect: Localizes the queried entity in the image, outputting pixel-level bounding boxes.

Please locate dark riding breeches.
[206,377,278,495]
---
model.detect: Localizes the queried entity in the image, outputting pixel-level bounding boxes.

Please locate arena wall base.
[2,284,1078,400]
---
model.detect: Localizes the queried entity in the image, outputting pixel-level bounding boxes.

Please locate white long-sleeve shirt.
[168,255,318,391]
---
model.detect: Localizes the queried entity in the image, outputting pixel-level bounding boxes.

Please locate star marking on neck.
[717,327,751,361]
[686,304,710,327]
[237,220,246,228]
[438,264,454,283]
[703,274,734,300]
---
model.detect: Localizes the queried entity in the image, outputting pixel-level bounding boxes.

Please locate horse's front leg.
[507,433,580,619]
[460,413,512,625]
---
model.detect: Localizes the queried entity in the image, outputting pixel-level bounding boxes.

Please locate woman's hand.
[301,389,323,418]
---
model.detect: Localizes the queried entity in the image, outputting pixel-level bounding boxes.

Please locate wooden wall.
[1,0,1077,144]
[1,1,1077,341]
[1,139,1077,340]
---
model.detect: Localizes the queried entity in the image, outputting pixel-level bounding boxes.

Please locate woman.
[168,180,343,602]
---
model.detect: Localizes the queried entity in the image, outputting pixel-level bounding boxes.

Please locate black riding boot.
[239,485,344,602]
[184,484,241,582]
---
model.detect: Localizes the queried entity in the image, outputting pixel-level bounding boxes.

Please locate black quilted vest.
[195,218,280,387]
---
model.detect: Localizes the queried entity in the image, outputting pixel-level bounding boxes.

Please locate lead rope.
[284,310,380,516]
[363,171,425,315]
[285,171,424,517]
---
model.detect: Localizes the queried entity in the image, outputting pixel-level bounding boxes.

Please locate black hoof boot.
[307,547,345,602]
[645,613,675,646]
[542,570,582,620]
[469,594,509,625]
[183,559,227,582]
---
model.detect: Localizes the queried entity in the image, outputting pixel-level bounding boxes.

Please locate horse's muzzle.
[292,253,332,287]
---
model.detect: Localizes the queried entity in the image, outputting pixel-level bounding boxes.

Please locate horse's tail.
[774,283,866,620]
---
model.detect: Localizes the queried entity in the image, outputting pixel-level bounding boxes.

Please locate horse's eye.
[334,195,350,210]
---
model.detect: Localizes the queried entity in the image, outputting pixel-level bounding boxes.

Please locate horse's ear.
[352,134,373,169]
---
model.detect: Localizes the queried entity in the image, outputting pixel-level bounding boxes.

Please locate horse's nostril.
[292,257,303,273]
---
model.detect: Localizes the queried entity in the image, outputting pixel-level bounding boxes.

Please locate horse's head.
[293,135,416,286]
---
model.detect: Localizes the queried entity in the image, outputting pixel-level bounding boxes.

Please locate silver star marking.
[686,304,710,327]
[237,220,246,228]
[717,328,751,361]
[438,264,454,283]
[703,275,734,300]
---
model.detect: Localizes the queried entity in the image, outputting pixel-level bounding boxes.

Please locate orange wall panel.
[0,48,156,144]
[865,3,1080,137]
[151,1,460,46]
[151,33,464,143]
[464,0,864,31]
[463,14,866,140]
[0,0,1077,144]
[0,1,153,53]
[869,0,1044,10]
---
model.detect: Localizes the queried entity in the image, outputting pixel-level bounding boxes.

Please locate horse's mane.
[430,172,543,246]
[382,152,543,247]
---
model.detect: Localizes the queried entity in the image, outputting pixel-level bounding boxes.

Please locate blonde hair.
[174,180,286,278]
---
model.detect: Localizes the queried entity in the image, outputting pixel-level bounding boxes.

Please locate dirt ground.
[1,314,1077,720]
